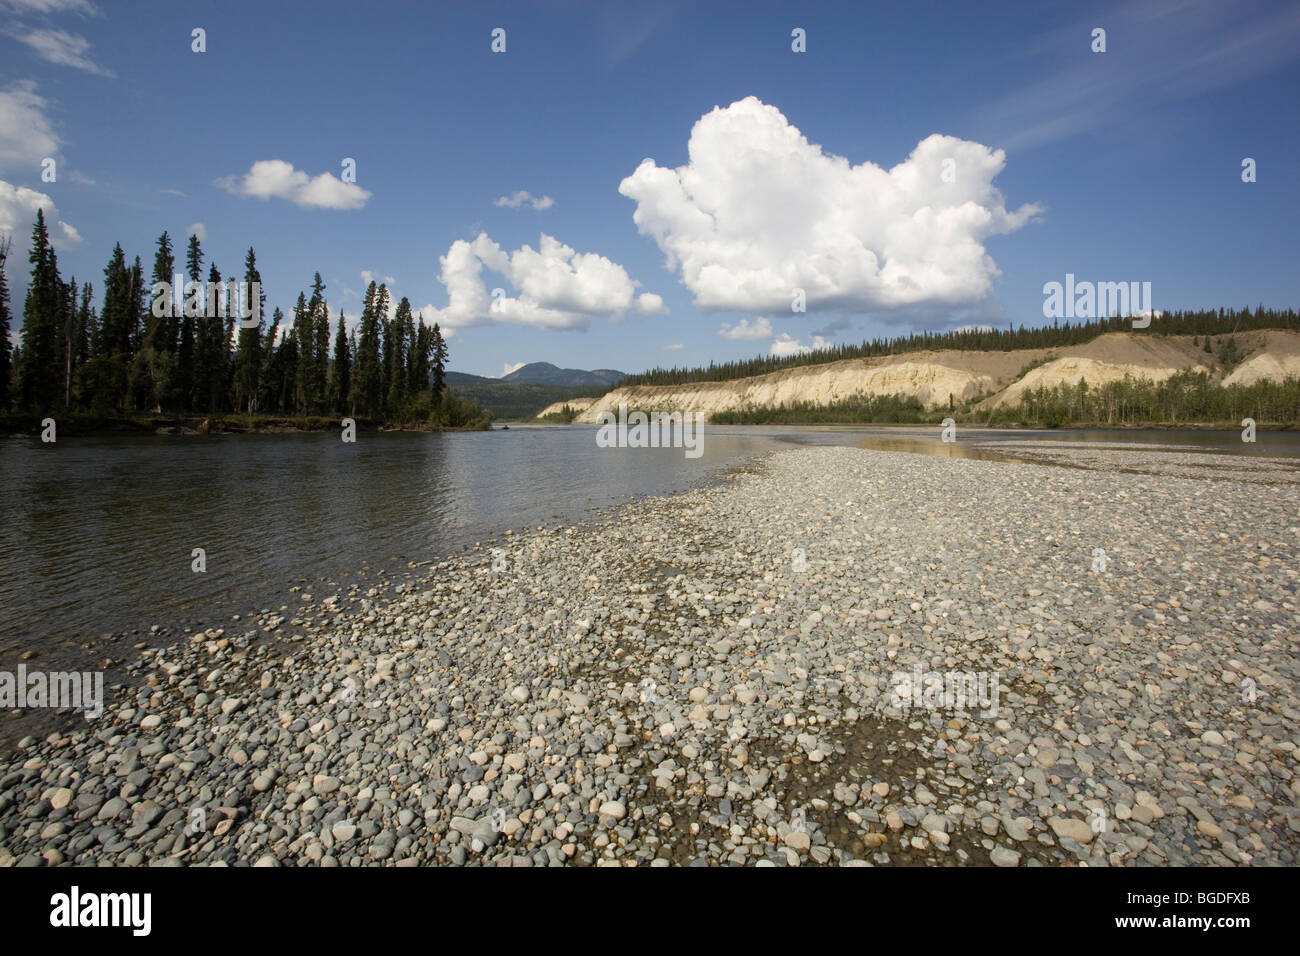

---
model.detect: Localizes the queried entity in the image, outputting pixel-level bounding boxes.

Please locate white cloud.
[717,316,773,341]
[619,96,1041,314]
[770,333,832,358]
[662,343,684,351]
[186,222,206,241]
[0,82,59,174]
[0,179,81,246]
[9,28,114,76]
[494,190,555,211]
[216,160,371,210]
[500,361,525,377]
[422,231,666,331]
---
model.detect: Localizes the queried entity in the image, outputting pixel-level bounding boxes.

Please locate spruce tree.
[311,275,330,415]
[353,281,382,417]
[387,296,412,412]
[18,209,64,411]
[184,234,205,411]
[147,231,175,351]
[204,262,226,413]
[330,311,350,415]
[430,322,447,397]
[291,290,310,412]
[232,248,264,413]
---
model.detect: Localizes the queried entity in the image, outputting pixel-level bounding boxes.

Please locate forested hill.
[623,307,1299,388]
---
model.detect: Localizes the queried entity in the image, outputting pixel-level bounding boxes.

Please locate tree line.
[0,210,484,426]
[622,307,1300,387]
[983,370,1300,427]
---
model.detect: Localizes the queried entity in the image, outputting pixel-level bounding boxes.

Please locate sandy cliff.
[537,331,1300,422]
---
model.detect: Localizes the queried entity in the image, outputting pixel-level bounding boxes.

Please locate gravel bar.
[1,444,1296,867]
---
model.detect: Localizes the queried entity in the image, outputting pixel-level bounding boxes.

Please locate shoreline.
[3,415,1295,439]
[0,414,492,438]
[1,443,1296,867]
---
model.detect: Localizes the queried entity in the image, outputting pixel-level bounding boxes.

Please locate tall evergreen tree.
[311,274,329,415]
[147,231,175,352]
[203,262,226,413]
[264,307,295,412]
[18,209,64,411]
[232,248,265,413]
[352,281,382,417]
[409,318,431,396]
[290,290,310,412]
[184,234,206,411]
[387,296,413,411]
[330,311,351,415]
[430,322,448,397]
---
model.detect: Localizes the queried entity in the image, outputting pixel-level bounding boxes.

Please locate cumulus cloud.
[494,190,554,211]
[662,343,684,351]
[186,222,206,241]
[717,316,773,341]
[216,160,371,210]
[422,232,666,331]
[619,96,1041,314]
[9,28,114,76]
[770,333,832,358]
[0,179,81,247]
[360,270,395,287]
[500,361,525,377]
[0,82,59,174]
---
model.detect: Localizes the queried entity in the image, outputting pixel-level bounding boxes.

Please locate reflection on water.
[0,427,782,665]
[2,424,1295,669]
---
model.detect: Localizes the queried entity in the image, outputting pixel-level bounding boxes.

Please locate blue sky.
[1,0,1297,377]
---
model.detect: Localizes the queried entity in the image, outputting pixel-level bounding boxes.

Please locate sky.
[1,0,1297,378]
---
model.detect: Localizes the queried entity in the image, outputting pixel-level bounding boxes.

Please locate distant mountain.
[440,364,626,418]
[499,363,626,387]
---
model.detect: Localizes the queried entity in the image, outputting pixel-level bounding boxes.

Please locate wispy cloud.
[9,27,115,76]
[494,190,554,211]
[972,0,1300,150]
[1,0,100,13]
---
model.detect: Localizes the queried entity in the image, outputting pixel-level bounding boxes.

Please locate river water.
[2,424,1296,671]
